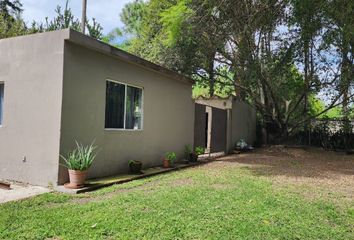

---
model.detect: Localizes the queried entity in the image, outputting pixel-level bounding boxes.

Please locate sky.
[20,0,133,34]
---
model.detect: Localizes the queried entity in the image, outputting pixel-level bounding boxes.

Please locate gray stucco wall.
[58,42,194,184]
[230,100,256,148]
[0,31,67,186]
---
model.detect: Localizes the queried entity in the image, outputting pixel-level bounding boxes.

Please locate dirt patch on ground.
[215,146,354,205]
[169,178,194,187]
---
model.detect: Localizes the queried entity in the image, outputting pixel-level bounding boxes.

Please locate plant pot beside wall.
[189,153,198,162]
[129,160,143,174]
[61,142,97,189]
[163,159,170,168]
[189,146,205,162]
[163,152,177,168]
[68,170,88,188]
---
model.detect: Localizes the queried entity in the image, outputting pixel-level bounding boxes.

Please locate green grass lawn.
[1,159,353,240]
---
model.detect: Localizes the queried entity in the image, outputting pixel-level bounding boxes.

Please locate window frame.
[0,82,4,127]
[104,79,144,131]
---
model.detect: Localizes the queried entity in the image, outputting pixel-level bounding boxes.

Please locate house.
[0,29,195,186]
[194,96,256,153]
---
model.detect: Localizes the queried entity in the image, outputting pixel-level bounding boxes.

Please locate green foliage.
[0,0,103,40]
[101,28,122,44]
[165,152,177,162]
[309,95,343,119]
[86,18,103,39]
[184,144,192,156]
[0,12,26,38]
[120,0,147,37]
[61,142,97,171]
[325,107,343,119]
[159,0,193,46]
[0,0,22,17]
[192,66,236,98]
[309,95,325,117]
[195,146,205,156]
[128,160,141,165]
[118,0,353,138]
[31,0,103,39]
[0,0,25,39]
[43,1,80,31]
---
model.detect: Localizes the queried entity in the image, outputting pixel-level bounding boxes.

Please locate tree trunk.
[208,58,215,97]
[303,40,310,145]
[340,45,351,150]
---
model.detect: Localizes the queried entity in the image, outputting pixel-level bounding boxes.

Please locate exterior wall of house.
[58,42,195,184]
[230,100,257,148]
[0,30,67,186]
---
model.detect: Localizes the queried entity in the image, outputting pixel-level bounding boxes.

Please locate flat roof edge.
[0,28,71,43]
[66,29,194,85]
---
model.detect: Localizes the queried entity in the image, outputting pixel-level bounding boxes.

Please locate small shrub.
[195,146,205,156]
[184,144,193,158]
[129,160,142,165]
[165,152,177,162]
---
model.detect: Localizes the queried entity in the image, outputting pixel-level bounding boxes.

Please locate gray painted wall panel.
[0,31,67,186]
[59,42,194,184]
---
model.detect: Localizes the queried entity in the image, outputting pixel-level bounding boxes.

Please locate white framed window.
[105,80,143,130]
[0,83,4,126]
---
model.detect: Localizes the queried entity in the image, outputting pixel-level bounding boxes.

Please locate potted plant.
[190,146,205,162]
[61,141,97,189]
[129,160,143,174]
[163,152,176,168]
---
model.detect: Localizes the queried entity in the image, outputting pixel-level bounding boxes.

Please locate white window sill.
[104,128,143,132]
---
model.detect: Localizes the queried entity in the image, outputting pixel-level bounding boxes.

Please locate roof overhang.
[195,96,234,110]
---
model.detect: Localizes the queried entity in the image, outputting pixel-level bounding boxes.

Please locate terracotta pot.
[163,159,170,168]
[68,169,88,188]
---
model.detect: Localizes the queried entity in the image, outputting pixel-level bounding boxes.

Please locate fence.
[291,119,354,150]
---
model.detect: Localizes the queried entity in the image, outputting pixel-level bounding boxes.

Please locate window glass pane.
[0,84,3,125]
[125,86,142,129]
[105,81,125,128]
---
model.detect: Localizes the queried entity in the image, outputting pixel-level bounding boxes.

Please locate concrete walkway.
[0,182,50,204]
[56,160,213,194]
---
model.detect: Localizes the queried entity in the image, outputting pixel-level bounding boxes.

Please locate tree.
[0,12,25,38]
[31,0,103,39]
[286,0,328,142]
[0,0,22,17]
[120,0,354,138]
[0,0,104,40]
[120,0,146,37]
[0,0,25,38]
[324,1,353,115]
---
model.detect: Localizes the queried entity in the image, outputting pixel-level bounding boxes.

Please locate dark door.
[194,104,207,148]
[211,108,227,152]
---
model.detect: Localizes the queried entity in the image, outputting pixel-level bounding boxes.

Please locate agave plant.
[61,141,97,171]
